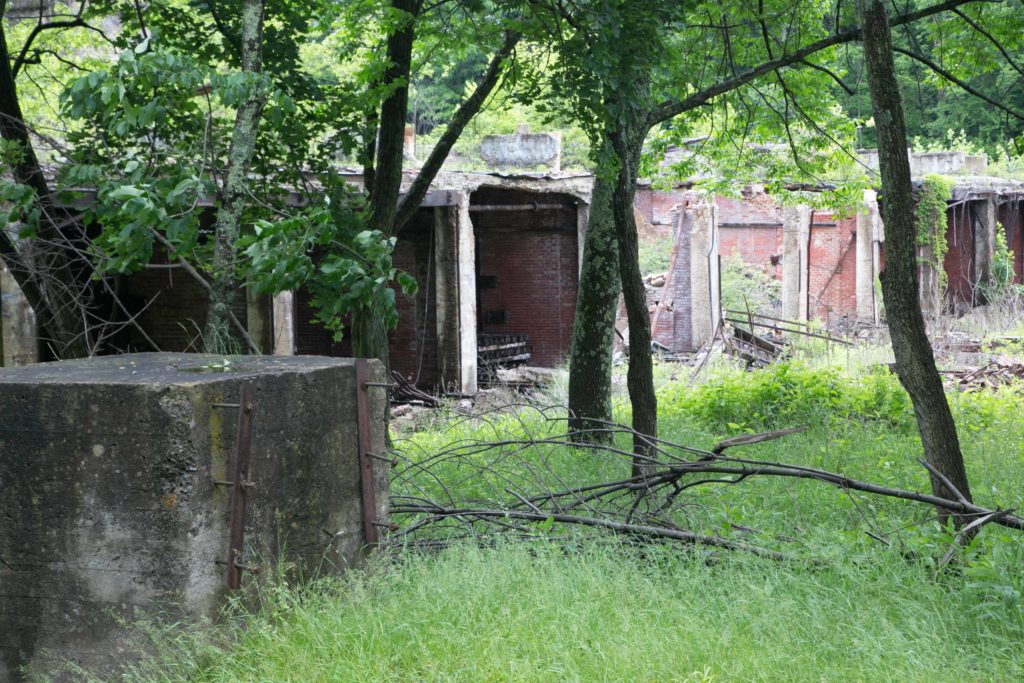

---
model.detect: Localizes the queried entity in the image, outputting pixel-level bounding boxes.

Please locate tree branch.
[393,30,521,232]
[892,46,1024,121]
[650,0,985,125]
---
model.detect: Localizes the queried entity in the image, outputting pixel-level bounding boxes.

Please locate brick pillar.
[972,197,997,303]
[689,197,719,348]
[856,190,879,322]
[782,204,811,321]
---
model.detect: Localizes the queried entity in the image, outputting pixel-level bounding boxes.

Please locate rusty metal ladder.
[213,382,257,590]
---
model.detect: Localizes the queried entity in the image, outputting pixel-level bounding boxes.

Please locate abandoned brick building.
[4,153,1024,385]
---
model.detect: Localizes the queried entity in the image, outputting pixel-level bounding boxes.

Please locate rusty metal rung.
[366,452,397,466]
[213,479,256,488]
[363,381,397,388]
[212,402,241,409]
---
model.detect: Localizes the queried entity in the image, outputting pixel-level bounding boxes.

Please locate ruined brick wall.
[293,209,440,386]
[471,188,579,367]
[944,203,975,306]
[808,213,858,321]
[651,212,694,352]
[998,200,1023,283]
[635,185,692,233]
[119,252,251,352]
[718,225,784,279]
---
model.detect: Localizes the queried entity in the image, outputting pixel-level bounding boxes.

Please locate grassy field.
[113,353,1024,682]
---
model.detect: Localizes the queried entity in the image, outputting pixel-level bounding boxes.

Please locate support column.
[434,193,477,394]
[856,190,877,322]
[972,196,997,303]
[782,204,811,321]
[271,291,294,355]
[0,261,38,366]
[689,196,719,348]
[576,199,590,279]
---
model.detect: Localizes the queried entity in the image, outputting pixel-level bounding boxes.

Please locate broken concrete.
[479,126,561,170]
[0,353,387,681]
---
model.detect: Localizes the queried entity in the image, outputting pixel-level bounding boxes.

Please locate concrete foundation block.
[0,353,387,681]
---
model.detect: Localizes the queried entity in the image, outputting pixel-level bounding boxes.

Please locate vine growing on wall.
[915,174,954,289]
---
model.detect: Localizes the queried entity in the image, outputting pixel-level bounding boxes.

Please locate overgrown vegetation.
[719,251,782,317]
[915,174,953,291]
[112,355,1024,682]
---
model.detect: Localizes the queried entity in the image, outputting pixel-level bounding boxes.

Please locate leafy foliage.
[241,176,417,339]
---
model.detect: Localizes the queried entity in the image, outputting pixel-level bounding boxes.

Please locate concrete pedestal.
[0,353,386,681]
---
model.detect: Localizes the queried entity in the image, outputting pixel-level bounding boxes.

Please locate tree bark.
[205,0,267,353]
[567,172,619,442]
[859,0,973,523]
[610,126,658,468]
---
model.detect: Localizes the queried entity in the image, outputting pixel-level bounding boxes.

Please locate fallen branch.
[390,504,791,561]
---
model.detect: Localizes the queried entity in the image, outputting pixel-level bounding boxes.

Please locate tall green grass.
[122,542,1024,682]
[114,357,1024,682]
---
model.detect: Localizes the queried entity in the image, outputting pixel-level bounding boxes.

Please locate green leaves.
[241,177,416,339]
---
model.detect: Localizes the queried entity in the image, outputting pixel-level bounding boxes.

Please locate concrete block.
[0,353,387,681]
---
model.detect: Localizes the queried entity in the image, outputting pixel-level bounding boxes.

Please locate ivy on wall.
[915,174,954,290]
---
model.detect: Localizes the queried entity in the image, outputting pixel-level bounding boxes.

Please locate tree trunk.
[0,20,89,358]
[205,0,267,353]
[567,172,619,442]
[355,13,517,372]
[859,0,973,522]
[610,127,658,468]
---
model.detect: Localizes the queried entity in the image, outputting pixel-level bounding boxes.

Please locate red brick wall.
[293,209,440,386]
[998,200,1024,283]
[808,213,857,321]
[719,225,784,280]
[635,185,692,231]
[472,188,579,367]
[944,203,974,305]
[119,247,250,352]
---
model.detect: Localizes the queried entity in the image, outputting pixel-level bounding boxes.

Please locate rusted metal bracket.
[221,382,256,590]
[355,359,381,546]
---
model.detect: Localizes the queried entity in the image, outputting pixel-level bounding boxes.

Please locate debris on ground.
[725,324,787,368]
[944,360,1024,390]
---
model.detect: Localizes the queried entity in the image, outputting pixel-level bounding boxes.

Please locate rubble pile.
[946,360,1024,390]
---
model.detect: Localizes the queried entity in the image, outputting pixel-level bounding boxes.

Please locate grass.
[121,543,1024,682]
[113,350,1024,682]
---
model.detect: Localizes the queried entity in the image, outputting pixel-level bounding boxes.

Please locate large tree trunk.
[567,172,619,442]
[859,0,973,522]
[0,20,89,358]
[610,126,658,468]
[205,0,267,352]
